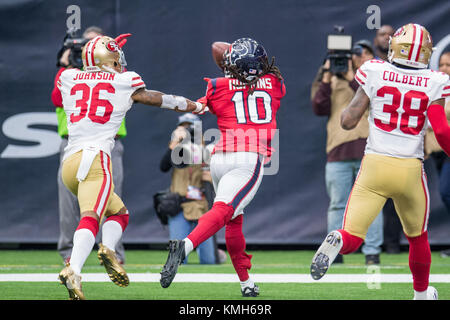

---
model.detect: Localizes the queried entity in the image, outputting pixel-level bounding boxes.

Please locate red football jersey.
[199,73,286,157]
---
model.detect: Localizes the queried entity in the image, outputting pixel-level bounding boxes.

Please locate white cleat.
[413,286,438,300]
[310,231,343,280]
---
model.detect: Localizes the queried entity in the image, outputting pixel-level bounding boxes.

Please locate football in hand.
[211,41,230,71]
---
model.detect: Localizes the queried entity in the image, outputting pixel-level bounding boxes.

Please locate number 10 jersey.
[58,68,145,160]
[355,59,449,159]
[200,74,286,158]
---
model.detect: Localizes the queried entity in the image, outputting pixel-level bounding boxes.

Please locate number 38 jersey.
[57,68,145,160]
[200,74,286,157]
[355,59,450,159]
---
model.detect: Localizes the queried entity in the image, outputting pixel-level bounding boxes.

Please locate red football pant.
[406,231,431,292]
[225,215,252,282]
[187,201,234,248]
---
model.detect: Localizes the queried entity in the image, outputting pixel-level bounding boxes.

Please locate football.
[211,41,230,71]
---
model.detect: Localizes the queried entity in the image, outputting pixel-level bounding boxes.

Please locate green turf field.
[0,249,449,300]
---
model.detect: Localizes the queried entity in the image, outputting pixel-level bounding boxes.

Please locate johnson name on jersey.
[58,69,145,160]
[355,59,450,159]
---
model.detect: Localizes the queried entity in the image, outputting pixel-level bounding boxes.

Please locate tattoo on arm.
[341,86,370,130]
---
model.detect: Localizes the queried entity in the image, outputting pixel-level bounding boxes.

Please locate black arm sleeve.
[160,147,189,172]
[160,148,173,172]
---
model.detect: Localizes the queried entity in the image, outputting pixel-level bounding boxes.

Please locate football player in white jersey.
[56,35,206,300]
[310,24,450,300]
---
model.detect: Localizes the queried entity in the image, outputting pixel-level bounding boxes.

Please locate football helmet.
[224,38,268,82]
[388,23,433,69]
[82,36,127,73]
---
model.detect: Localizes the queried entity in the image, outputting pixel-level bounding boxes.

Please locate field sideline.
[0,249,449,300]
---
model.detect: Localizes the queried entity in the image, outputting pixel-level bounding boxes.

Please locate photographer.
[51,26,129,265]
[157,114,226,264]
[311,38,383,265]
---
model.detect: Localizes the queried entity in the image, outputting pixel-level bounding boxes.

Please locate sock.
[183,238,194,256]
[406,231,431,292]
[225,215,253,282]
[337,229,364,254]
[70,216,99,275]
[414,289,428,300]
[187,201,234,248]
[102,214,129,252]
[240,278,255,290]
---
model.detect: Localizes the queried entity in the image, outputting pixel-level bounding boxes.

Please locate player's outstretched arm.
[131,88,206,113]
[341,86,370,130]
[428,98,450,156]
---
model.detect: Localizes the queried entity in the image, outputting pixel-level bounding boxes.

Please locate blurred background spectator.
[310,37,383,265]
[158,114,226,264]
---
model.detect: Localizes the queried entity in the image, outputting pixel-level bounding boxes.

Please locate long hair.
[226,56,283,94]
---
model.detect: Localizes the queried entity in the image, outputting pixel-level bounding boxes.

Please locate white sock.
[102,220,123,252]
[240,278,255,289]
[414,289,428,300]
[183,238,194,256]
[70,229,96,275]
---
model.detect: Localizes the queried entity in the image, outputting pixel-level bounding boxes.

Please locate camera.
[63,28,89,69]
[326,25,352,74]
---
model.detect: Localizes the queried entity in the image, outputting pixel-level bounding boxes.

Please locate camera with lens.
[57,28,89,69]
[326,25,352,74]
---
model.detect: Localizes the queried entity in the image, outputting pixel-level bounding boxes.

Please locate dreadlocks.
[227,56,283,94]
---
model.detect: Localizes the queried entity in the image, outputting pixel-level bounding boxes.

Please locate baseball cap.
[352,39,374,56]
[178,113,201,125]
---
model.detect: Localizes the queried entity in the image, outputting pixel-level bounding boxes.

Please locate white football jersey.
[58,68,145,160]
[355,59,450,159]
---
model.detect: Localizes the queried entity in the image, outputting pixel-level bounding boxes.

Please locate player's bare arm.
[428,98,450,156]
[340,86,370,130]
[131,88,206,113]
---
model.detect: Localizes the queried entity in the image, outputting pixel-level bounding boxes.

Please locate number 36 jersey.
[58,68,145,160]
[355,59,450,159]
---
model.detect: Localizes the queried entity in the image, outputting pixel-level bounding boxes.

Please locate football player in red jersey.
[160,38,286,296]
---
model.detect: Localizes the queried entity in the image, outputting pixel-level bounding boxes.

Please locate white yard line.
[0,273,449,283]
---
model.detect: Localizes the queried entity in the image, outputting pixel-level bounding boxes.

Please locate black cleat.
[160,240,186,288]
[365,254,380,265]
[242,284,260,297]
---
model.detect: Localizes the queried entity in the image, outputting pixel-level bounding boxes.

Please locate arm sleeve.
[51,68,66,107]
[311,82,332,116]
[160,148,173,172]
[428,104,450,156]
[129,72,146,90]
[354,61,371,97]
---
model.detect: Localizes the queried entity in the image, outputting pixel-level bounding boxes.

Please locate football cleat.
[242,284,260,297]
[160,240,186,288]
[414,286,438,300]
[58,264,85,300]
[310,231,343,280]
[97,243,129,287]
[427,286,439,300]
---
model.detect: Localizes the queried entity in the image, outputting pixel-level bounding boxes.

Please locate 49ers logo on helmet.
[106,41,119,52]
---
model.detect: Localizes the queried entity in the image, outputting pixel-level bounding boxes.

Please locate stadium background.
[0,0,449,246]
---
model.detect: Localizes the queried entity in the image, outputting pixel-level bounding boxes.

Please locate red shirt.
[199,74,286,158]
